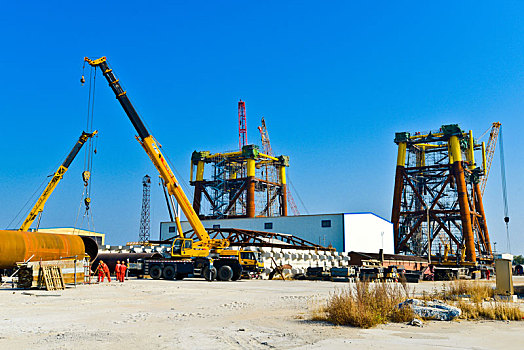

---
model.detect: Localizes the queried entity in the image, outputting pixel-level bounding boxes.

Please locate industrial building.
[33,227,106,246]
[160,212,394,253]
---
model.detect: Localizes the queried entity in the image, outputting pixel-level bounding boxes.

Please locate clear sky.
[0,1,522,254]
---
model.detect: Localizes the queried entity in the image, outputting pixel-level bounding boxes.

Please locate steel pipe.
[0,230,95,269]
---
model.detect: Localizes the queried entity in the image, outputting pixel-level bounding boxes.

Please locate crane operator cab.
[171,238,209,258]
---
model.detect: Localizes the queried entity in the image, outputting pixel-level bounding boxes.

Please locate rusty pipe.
[0,230,95,269]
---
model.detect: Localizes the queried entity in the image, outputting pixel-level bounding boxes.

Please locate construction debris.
[399,299,461,321]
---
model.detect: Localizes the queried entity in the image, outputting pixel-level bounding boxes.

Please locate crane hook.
[80,75,86,85]
[82,171,91,187]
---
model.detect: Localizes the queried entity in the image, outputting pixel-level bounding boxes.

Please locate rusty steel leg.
[452,161,476,262]
[246,177,255,217]
[474,183,492,256]
[391,165,404,253]
[192,182,202,215]
[281,183,288,216]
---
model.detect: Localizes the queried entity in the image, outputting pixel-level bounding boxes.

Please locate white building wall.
[343,213,394,254]
[161,214,345,251]
[160,212,393,253]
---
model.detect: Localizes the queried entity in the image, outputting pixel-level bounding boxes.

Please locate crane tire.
[163,265,176,280]
[149,265,162,280]
[232,268,242,281]
[217,265,233,281]
[203,266,216,281]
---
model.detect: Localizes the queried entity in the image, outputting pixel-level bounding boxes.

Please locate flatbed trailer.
[135,256,243,281]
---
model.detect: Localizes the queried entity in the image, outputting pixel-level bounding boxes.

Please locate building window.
[264,222,273,229]
[321,220,331,228]
[168,226,176,233]
[213,224,221,229]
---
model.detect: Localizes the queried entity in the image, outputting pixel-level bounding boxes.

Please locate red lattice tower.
[258,117,300,216]
[238,100,247,150]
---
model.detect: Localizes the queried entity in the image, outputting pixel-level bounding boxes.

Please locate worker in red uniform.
[120,261,127,282]
[102,260,111,282]
[97,260,106,282]
[115,261,122,282]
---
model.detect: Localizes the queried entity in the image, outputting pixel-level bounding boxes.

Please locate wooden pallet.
[39,266,65,290]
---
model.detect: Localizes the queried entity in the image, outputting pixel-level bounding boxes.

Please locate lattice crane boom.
[257,117,300,216]
[238,100,247,151]
[139,175,151,242]
[480,122,501,195]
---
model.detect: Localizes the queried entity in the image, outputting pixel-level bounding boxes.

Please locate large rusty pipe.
[473,183,492,256]
[0,230,94,269]
[280,184,288,216]
[449,136,476,262]
[391,166,404,253]
[192,182,202,215]
[391,142,406,253]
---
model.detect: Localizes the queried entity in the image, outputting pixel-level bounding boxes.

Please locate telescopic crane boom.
[19,130,97,231]
[84,56,229,254]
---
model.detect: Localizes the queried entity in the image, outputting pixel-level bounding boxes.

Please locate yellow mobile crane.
[19,131,97,232]
[84,56,261,281]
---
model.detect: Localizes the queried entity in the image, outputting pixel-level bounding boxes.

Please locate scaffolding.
[391,124,492,263]
[190,145,289,219]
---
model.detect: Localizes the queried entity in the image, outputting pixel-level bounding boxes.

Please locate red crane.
[258,117,300,216]
[238,100,247,150]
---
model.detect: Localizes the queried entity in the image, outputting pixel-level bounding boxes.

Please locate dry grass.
[311,282,414,328]
[420,280,522,321]
[443,280,494,303]
[421,280,494,303]
[456,300,524,321]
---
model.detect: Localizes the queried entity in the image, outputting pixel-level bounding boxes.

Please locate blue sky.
[0,1,522,254]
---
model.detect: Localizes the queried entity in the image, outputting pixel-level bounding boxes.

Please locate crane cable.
[74,63,98,232]
[499,127,510,252]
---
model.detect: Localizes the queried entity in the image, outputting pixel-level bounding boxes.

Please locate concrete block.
[262,251,273,258]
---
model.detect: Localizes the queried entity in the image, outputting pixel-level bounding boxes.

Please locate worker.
[102,260,111,282]
[115,261,122,282]
[486,268,491,280]
[97,260,106,282]
[120,261,127,282]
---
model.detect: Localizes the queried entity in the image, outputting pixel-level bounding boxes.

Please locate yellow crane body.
[19,131,97,232]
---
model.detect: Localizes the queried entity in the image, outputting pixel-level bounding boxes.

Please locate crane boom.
[257,117,300,216]
[19,130,97,231]
[84,56,225,250]
[480,122,501,195]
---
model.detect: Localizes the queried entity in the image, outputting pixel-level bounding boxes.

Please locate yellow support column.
[467,130,475,170]
[192,160,205,215]
[246,158,256,218]
[449,135,476,262]
[279,165,288,216]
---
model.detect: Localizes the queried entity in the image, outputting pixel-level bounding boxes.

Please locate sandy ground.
[0,277,523,350]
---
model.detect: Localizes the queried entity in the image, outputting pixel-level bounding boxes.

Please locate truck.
[84,56,263,281]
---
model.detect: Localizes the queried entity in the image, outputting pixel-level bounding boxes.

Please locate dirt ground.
[0,277,523,350]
